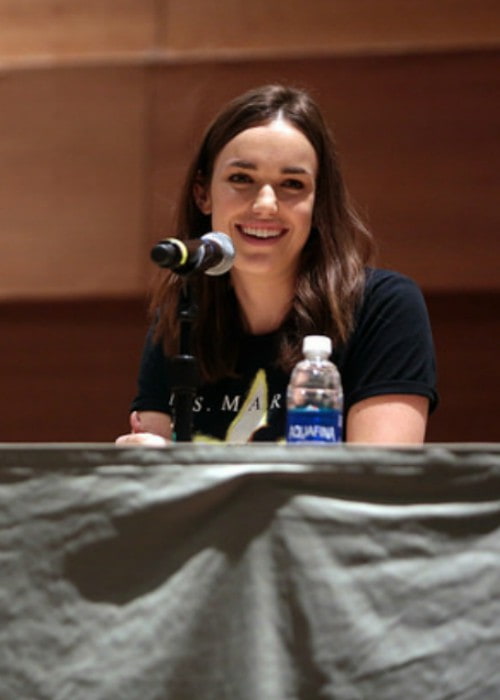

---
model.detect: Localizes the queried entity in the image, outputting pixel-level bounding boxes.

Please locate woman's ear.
[193,176,212,215]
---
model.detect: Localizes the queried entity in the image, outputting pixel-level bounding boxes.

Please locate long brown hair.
[151,84,375,380]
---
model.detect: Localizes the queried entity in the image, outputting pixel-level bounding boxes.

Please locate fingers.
[115,410,172,445]
[115,431,169,447]
[130,410,142,433]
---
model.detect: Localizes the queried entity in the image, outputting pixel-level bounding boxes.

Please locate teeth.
[242,227,282,239]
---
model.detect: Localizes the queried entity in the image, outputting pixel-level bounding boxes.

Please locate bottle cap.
[302,335,332,356]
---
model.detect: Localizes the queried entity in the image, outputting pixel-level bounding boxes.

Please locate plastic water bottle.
[286,335,343,444]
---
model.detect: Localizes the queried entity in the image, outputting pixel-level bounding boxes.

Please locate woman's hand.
[115,410,173,447]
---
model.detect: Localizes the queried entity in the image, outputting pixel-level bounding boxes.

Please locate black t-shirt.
[131,269,438,442]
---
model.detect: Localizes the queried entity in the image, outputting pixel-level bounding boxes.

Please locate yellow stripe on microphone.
[166,238,189,267]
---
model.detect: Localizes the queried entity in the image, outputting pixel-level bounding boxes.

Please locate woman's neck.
[231,272,294,335]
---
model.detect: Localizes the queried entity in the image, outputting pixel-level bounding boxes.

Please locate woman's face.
[196,118,318,282]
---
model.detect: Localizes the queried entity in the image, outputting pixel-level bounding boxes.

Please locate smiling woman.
[116,84,438,446]
[194,119,318,328]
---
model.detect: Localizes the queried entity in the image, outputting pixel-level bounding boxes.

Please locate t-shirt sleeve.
[339,269,439,414]
[130,327,172,415]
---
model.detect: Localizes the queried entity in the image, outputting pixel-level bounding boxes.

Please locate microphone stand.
[150,232,234,442]
[171,278,199,442]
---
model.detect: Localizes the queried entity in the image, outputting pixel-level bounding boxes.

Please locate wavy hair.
[150,84,375,380]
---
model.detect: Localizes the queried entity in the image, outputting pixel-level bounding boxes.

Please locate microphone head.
[202,232,235,276]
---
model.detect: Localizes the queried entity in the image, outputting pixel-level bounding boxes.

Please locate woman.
[116,84,437,445]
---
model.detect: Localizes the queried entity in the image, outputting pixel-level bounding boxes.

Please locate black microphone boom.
[150,232,235,276]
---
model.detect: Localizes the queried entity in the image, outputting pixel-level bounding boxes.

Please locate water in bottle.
[286,335,343,444]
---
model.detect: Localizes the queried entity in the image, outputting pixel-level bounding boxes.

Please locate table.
[1,443,499,699]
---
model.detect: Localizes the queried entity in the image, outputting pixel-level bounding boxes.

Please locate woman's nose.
[252,184,278,215]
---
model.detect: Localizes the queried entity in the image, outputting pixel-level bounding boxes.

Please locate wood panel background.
[1,0,499,442]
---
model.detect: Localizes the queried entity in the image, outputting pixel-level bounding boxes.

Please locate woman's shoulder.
[354,267,430,331]
[364,267,421,294]
[361,267,426,310]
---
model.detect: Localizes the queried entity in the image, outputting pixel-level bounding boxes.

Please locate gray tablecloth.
[1,444,499,699]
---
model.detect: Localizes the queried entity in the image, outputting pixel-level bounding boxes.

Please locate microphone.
[150,232,235,276]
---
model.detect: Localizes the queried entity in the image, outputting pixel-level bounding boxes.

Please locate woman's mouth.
[237,225,286,240]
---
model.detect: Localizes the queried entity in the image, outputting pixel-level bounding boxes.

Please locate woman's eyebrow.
[227,159,256,169]
[227,159,310,175]
[282,166,310,175]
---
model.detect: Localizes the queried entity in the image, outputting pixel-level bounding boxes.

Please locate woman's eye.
[282,179,304,190]
[228,172,252,184]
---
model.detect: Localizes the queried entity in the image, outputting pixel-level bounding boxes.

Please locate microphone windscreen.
[203,232,235,276]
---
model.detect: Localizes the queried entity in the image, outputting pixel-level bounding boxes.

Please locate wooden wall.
[1,1,499,442]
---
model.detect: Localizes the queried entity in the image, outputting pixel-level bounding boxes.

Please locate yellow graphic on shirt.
[193,369,269,444]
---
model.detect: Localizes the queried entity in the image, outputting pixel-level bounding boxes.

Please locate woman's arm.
[345,394,429,444]
[115,410,173,446]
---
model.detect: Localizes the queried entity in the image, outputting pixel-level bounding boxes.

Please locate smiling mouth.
[238,225,286,239]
